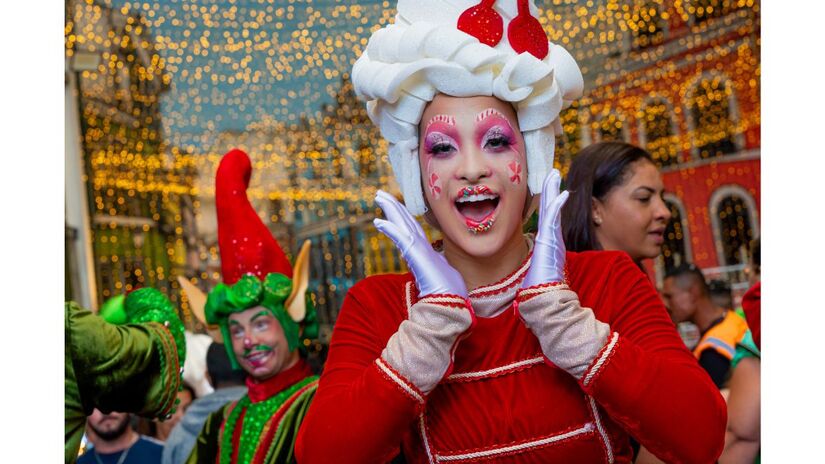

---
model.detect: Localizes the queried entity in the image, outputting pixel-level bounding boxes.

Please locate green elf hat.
[179,149,318,369]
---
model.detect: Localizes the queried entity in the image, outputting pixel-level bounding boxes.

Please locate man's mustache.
[243,344,273,356]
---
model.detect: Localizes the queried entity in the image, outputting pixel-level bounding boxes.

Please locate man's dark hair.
[206,342,246,388]
[665,263,710,297]
[707,279,732,310]
[562,142,655,253]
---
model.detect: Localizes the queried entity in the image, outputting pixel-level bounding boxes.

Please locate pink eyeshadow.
[476,115,517,147]
[423,124,459,153]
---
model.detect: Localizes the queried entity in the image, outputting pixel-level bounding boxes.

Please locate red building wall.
[663,158,760,268]
[581,4,759,275]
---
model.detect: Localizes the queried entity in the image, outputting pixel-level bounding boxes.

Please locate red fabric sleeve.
[573,252,727,464]
[741,282,761,350]
[295,275,423,464]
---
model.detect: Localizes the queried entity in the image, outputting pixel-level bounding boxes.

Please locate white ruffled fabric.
[352,0,584,215]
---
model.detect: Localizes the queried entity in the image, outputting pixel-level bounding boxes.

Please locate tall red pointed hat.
[216,148,292,284]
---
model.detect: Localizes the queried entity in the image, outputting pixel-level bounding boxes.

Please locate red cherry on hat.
[457,0,503,47]
[508,0,549,59]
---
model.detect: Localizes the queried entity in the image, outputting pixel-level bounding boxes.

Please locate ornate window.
[690,0,735,25]
[710,187,759,266]
[688,76,737,159]
[660,197,691,273]
[640,98,679,167]
[595,113,627,143]
[631,1,667,49]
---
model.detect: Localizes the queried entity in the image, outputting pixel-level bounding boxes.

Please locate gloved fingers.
[549,190,569,229]
[536,169,561,235]
[377,190,424,242]
[375,190,412,234]
[391,193,426,241]
[541,169,562,217]
[374,218,409,254]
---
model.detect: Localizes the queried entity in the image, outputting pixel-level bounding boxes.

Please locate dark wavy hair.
[561,142,655,252]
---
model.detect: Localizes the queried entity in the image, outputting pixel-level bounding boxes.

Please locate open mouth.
[455,185,500,234]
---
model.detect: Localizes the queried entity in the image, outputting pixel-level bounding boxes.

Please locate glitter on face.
[468,217,495,234]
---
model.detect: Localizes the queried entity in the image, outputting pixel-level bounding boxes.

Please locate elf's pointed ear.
[285,240,312,322]
[177,276,223,343]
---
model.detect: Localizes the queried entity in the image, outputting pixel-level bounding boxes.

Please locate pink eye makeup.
[423,114,459,156]
[424,131,459,156]
[475,108,517,152]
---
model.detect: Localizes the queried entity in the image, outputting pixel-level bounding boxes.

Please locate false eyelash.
[475,108,507,122]
[425,133,456,154]
[426,114,455,126]
[481,126,513,148]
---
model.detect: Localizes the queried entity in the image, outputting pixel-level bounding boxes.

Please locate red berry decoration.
[507,0,548,59]
[457,0,503,47]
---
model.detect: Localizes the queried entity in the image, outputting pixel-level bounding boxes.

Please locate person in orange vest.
[662,263,749,388]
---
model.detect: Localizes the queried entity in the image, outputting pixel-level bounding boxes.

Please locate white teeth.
[456,193,498,204]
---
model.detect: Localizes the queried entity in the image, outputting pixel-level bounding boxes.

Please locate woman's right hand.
[374,190,468,298]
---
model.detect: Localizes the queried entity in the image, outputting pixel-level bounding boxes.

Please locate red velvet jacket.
[296,251,725,463]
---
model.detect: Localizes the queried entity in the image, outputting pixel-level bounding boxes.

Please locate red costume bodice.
[296,251,725,463]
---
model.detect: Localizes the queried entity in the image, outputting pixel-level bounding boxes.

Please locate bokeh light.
[65,0,760,341]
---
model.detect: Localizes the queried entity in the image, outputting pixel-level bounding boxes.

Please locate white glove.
[374,190,468,298]
[522,169,568,288]
[373,190,474,394]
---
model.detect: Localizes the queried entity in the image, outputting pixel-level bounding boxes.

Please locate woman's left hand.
[522,169,569,288]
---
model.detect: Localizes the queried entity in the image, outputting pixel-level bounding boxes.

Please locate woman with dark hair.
[562,141,671,264]
[562,142,674,464]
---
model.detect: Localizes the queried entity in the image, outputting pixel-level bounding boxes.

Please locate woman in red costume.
[296,1,726,462]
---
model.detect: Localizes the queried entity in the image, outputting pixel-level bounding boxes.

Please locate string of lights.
[65,0,760,338]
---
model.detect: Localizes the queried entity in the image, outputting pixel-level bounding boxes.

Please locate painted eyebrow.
[425,114,455,127]
[250,310,271,322]
[475,108,507,123]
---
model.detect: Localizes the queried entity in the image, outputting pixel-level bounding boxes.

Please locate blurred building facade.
[65,0,760,340]
[552,0,760,295]
[66,0,200,320]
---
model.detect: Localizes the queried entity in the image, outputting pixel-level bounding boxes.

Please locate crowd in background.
[75,141,761,464]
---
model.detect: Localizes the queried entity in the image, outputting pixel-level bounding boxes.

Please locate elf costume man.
[182,149,319,464]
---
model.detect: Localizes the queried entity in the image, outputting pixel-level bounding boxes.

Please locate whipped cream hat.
[352,0,584,216]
